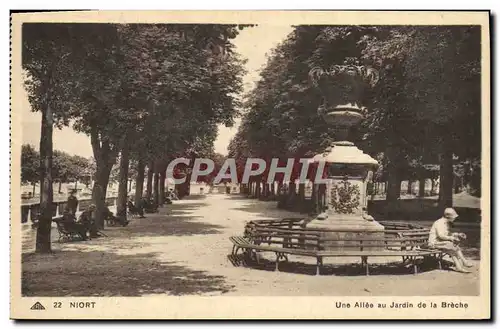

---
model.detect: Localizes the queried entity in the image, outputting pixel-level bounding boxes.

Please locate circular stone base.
[306,217,385,251]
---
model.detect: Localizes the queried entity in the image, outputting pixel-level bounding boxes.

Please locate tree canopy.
[230,25,481,206]
[22,23,249,251]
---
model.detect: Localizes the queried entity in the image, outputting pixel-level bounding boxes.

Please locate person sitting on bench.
[109,206,129,227]
[78,204,97,239]
[428,208,473,273]
[61,207,76,223]
[128,198,144,218]
[140,196,158,213]
[61,207,88,241]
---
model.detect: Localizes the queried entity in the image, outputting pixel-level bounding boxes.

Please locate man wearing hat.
[66,190,79,216]
[428,208,473,273]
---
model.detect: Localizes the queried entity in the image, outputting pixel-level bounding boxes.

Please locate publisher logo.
[30,302,45,310]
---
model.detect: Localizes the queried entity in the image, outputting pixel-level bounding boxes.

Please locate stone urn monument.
[305,61,384,251]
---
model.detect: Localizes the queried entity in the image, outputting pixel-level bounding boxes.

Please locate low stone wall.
[20,197,118,223]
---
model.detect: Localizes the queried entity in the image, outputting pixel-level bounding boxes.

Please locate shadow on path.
[180,195,207,201]
[127,214,224,237]
[166,202,208,211]
[230,254,463,277]
[22,250,234,297]
[231,202,306,221]
[113,201,224,237]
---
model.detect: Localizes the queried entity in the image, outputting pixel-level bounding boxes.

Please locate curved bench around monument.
[229,218,444,275]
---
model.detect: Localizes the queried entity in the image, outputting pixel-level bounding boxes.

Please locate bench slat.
[230,236,442,259]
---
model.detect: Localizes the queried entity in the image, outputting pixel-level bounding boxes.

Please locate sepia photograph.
[10,10,490,319]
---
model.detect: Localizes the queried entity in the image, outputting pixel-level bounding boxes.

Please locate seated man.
[128,198,145,218]
[108,207,129,227]
[61,207,77,223]
[142,197,158,213]
[61,207,88,241]
[428,208,473,273]
[78,204,96,240]
[127,199,135,211]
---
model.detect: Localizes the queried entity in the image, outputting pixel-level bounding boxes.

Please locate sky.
[21,24,294,158]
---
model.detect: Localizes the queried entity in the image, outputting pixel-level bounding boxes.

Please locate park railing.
[20,196,118,223]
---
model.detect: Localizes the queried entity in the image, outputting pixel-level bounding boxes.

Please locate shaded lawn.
[22,250,234,297]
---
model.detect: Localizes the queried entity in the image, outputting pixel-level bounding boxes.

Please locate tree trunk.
[311,184,318,214]
[134,159,145,206]
[289,182,296,197]
[91,163,112,233]
[277,181,283,196]
[35,104,54,253]
[262,182,269,200]
[418,178,426,198]
[386,175,401,205]
[318,184,326,212]
[431,179,436,195]
[153,171,160,206]
[439,134,454,209]
[146,161,154,199]
[298,183,306,211]
[159,169,166,206]
[385,146,401,208]
[116,143,130,220]
[90,129,116,235]
[407,180,412,195]
[177,172,191,199]
[32,182,36,197]
[74,180,78,191]
[463,161,471,189]
[288,182,296,209]
[128,180,132,192]
[58,181,62,194]
[248,180,253,197]
[454,176,461,194]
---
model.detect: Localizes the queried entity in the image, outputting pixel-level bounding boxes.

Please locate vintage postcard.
[10,10,490,319]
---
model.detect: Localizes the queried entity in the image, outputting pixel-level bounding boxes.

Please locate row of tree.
[23,23,248,252]
[21,144,92,194]
[229,25,481,211]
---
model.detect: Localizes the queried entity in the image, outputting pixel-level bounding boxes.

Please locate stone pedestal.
[307,141,385,251]
[306,216,384,251]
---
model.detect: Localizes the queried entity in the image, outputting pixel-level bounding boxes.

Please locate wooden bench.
[230,223,444,275]
[53,217,108,242]
[53,219,86,242]
[127,202,142,218]
[106,216,129,227]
